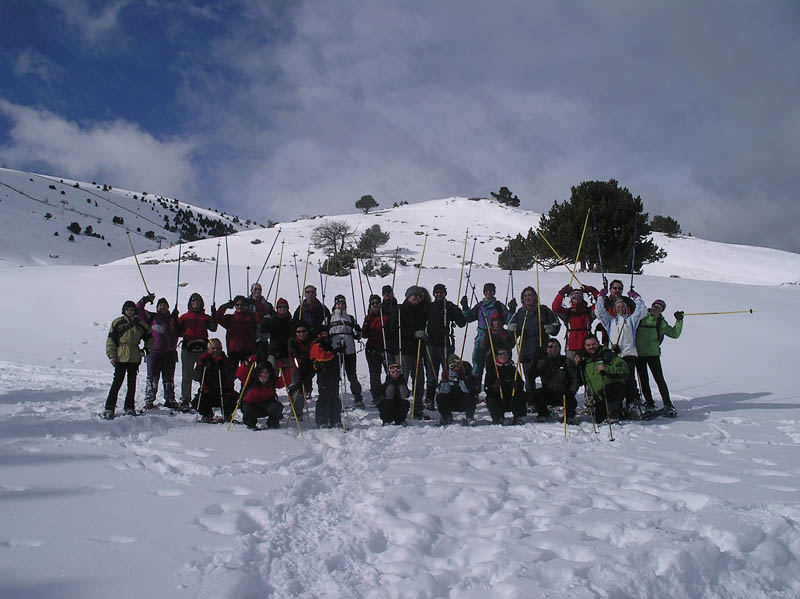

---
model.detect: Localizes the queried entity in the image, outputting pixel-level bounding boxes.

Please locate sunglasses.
[296,329,308,334]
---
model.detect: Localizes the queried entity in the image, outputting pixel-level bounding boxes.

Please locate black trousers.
[241,400,283,428]
[486,382,526,422]
[636,356,672,408]
[365,348,387,403]
[622,356,641,408]
[106,363,139,411]
[592,381,625,422]
[437,389,476,420]
[531,387,577,418]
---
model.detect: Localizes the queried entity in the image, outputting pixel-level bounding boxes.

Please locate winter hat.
[405,285,424,299]
[334,294,346,305]
[652,299,667,310]
[316,324,330,335]
[157,297,169,309]
[276,297,290,309]
[188,293,204,309]
[569,290,584,301]
[483,282,496,294]
[433,283,447,294]
[382,285,393,295]
[614,297,629,309]
[521,286,537,300]
[121,300,136,313]
[490,313,502,324]
[447,353,461,367]
[369,294,381,305]
[233,295,247,305]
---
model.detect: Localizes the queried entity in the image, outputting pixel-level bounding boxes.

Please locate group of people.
[103,275,683,430]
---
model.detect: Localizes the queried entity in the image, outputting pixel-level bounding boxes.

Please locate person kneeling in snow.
[193,338,236,423]
[533,338,579,424]
[484,347,526,425]
[436,355,478,426]
[236,359,284,430]
[379,363,411,426]
[574,334,628,424]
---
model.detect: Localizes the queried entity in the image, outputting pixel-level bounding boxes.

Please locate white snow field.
[1,198,799,599]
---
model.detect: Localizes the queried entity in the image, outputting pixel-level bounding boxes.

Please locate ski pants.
[365,348,388,404]
[379,383,410,425]
[591,381,625,422]
[340,353,362,401]
[106,362,139,411]
[437,389,477,421]
[486,383,526,422]
[622,356,641,408]
[531,387,577,419]
[315,373,342,427]
[425,344,450,406]
[470,330,487,388]
[196,390,235,420]
[144,350,177,404]
[242,400,283,428]
[520,347,547,395]
[636,356,672,408]
[180,347,204,404]
[401,347,432,416]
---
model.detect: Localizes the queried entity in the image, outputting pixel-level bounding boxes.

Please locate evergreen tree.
[650,215,682,237]
[491,186,521,207]
[353,224,390,258]
[355,194,379,213]
[499,179,665,274]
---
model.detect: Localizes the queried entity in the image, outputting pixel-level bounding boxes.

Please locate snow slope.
[1,199,799,599]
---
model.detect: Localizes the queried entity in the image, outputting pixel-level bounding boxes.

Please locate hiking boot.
[511,416,525,426]
[354,398,365,409]
[536,414,548,423]
[124,408,137,416]
[101,409,115,420]
[566,416,579,426]
[163,399,179,410]
[143,400,156,411]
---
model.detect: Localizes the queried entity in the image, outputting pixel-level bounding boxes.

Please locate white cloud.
[0,99,198,200]
[13,49,64,85]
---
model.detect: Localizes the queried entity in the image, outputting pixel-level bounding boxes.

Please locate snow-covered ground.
[1,199,799,598]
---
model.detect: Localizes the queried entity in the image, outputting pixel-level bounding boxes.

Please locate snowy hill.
[0,166,262,266]
[1,180,800,598]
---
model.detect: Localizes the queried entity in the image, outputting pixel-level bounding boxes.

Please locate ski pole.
[600,373,615,442]
[570,209,591,287]
[456,230,469,302]
[415,234,428,286]
[349,267,359,322]
[630,211,638,290]
[577,364,597,434]
[291,356,311,425]
[227,362,255,431]
[292,252,301,307]
[279,366,304,439]
[511,310,527,398]
[508,236,515,300]
[219,368,225,424]
[537,230,585,287]
[225,235,232,301]
[175,237,182,308]
[411,338,422,419]
[591,206,606,286]
[536,260,542,347]
[318,261,325,306]
[355,257,366,319]
[684,310,754,316]
[563,394,567,438]
[302,245,311,292]
[274,240,285,305]
[266,261,279,300]
[359,256,374,295]
[379,304,390,370]
[486,326,504,400]
[195,365,207,416]
[391,247,399,290]
[254,228,281,285]
[459,237,478,357]
[212,242,220,306]
[246,266,250,297]
[126,232,152,295]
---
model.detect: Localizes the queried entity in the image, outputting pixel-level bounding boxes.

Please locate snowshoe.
[464,417,478,427]
[511,416,525,426]
[353,399,365,409]
[439,416,454,426]
[143,401,156,411]
[199,415,224,424]
[124,408,137,417]
[100,409,115,420]
[664,405,678,418]
[163,399,179,410]
[536,414,548,423]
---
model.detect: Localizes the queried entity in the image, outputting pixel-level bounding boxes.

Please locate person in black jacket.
[399,285,431,418]
[293,285,330,337]
[532,338,579,423]
[436,355,478,426]
[380,285,400,363]
[379,363,411,426]
[256,297,294,367]
[424,283,466,410]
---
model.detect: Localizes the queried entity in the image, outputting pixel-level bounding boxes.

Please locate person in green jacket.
[575,334,628,423]
[103,300,154,419]
[635,299,683,416]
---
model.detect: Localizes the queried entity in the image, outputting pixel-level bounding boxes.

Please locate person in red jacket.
[215,295,258,367]
[552,284,599,361]
[177,293,217,411]
[235,359,284,430]
[362,294,389,406]
[193,338,236,423]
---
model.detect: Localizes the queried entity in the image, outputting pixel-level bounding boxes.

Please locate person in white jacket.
[327,294,364,408]
[596,288,646,418]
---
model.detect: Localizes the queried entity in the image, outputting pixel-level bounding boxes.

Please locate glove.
[674,311,684,321]
[110,358,117,366]
[460,296,469,310]
[507,322,517,333]
[171,308,179,318]
[246,354,257,365]
[559,284,572,295]
[210,304,217,317]
[602,275,609,289]
[508,298,517,313]
[492,380,501,391]
[611,344,621,355]
[414,330,427,340]
[628,289,640,299]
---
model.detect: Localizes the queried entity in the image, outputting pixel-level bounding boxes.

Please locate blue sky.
[2,0,799,252]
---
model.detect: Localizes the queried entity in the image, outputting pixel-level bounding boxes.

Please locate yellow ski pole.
[415,234,428,286]
[486,327,503,400]
[126,232,152,295]
[274,240,285,305]
[279,366,304,439]
[537,230,584,288]
[570,209,591,286]
[684,310,754,316]
[228,362,255,431]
